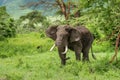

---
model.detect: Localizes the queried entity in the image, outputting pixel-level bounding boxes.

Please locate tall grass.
[0,32,54,58]
[0,52,120,80]
[0,32,120,80]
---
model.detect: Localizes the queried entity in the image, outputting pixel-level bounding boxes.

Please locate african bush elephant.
[46,25,96,65]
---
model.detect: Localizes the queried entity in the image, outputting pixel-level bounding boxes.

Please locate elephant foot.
[82,59,90,63]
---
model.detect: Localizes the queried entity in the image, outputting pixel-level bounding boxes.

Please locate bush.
[16,10,50,33]
[0,6,16,41]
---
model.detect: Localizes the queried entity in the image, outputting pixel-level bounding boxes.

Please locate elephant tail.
[91,46,96,60]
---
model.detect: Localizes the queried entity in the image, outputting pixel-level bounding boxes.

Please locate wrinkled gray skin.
[46,25,95,65]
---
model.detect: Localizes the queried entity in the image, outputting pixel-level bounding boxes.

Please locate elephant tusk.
[50,44,56,51]
[62,45,68,54]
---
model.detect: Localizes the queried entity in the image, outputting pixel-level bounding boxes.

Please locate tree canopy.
[16,10,49,33]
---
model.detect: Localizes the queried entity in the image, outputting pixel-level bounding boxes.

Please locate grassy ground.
[0,32,120,80]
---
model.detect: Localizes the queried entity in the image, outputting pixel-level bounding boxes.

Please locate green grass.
[0,32,120,80]
[0,32,54,57]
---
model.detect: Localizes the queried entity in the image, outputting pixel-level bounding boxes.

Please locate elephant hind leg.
[74,47,82,61]
[82,40,93,61]
[82,48,90,61]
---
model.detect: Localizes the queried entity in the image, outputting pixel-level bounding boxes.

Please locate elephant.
[45,25,96,65]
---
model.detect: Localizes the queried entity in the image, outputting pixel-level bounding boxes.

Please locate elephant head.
[46,25,81,65]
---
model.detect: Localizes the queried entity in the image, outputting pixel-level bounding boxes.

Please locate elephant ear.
[70,28,80,43]
[45,25,58,40]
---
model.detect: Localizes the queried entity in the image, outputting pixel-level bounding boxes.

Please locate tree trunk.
[56,0,71,20]
[110,34,120,63]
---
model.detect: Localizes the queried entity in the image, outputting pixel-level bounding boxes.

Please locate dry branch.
[110,34,120,63]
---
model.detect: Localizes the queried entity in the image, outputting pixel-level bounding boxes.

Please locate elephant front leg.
[82,51,89,61]
[82,48,90,61]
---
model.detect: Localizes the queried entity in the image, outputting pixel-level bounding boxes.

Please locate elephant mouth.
[50,44,68,54]
[55,41,63,46]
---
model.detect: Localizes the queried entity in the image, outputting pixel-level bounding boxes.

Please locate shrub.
[16,10,50,33]
[0,6,16,41]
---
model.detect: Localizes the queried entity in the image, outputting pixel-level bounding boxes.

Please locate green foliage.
[90,0,120,42]
[93,40,114,53]
[0,6,16,41]
[16,10,50,33]
[88,0,120,42]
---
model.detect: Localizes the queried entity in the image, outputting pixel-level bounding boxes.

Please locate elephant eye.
[60,34,63,37]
